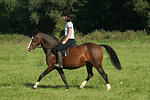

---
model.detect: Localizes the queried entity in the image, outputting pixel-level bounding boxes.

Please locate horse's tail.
[100,44,122,70]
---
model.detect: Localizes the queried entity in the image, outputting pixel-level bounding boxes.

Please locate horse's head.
[27,29,41,52]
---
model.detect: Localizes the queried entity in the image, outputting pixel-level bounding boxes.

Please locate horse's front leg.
[33,66,54,89]
[56,68,69,90]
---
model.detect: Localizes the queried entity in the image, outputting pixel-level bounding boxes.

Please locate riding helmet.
[61,10,70,17]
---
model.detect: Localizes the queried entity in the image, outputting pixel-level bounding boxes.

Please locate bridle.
[32,34,56,50]
[28,33,60,51]
[32,34,40,49]
[27,34,40,51]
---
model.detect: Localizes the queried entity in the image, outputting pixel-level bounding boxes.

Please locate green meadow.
[0,32,150,100]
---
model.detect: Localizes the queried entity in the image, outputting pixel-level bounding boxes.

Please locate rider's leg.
[55,51,63,68]
[55,39,75,68]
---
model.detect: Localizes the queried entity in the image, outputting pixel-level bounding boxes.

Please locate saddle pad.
[62,43,77,58]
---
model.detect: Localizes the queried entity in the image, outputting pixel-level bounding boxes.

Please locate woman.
[55,10,76,68]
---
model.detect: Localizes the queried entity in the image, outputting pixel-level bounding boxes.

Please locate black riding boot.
[55,52,63,68]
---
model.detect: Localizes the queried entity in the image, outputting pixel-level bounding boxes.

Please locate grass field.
[0,33,150,100]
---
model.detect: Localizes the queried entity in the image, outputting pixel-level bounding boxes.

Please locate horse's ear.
[33,29,38,35]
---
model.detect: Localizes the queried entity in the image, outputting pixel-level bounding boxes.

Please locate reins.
[37,45,53,50]
[35,33,63,55]
[36,40,61,51]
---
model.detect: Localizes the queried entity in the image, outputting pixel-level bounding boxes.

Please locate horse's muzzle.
[27,48,33,52]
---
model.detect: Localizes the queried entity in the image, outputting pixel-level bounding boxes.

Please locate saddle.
[53,41,77,58]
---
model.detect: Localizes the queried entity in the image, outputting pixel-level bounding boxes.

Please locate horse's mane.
[38,31,59,42]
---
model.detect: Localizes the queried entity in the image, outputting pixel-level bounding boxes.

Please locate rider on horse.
[55,10,76,68]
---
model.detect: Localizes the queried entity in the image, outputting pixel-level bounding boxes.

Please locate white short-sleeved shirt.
[65,21,75,39]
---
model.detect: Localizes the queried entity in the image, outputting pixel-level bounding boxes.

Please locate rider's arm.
[62,27,72,44]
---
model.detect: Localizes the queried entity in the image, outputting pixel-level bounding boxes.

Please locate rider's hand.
[62,40,67,44]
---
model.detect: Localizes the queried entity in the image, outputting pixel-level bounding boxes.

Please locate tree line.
[0,0,150,36]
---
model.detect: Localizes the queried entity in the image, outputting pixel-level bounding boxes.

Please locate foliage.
[0,29,148,45]
[0,1,12,33]
[72,0,147,34]
[0,0,150,35]
[0,33,30,44]
[76,29,148,43]
[28,0,77,34]
[133,0,150,34]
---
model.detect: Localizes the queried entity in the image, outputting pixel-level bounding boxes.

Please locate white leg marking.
[33,82,39,89]
[106,84,111,90]
[80,80,87,89]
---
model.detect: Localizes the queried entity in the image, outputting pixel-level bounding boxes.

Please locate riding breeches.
[57,39,75,52]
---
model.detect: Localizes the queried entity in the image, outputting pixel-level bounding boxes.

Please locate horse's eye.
[32,38,36,43]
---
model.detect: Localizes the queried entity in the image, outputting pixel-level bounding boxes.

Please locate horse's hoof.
[107,87,111,91]
[33,85,37,90]
[65,89,69,91]
[79,86,84,89]
[80,81,87,89]
[33,87,37,90]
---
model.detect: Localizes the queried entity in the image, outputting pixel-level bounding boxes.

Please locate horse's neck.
[40,34,57,55]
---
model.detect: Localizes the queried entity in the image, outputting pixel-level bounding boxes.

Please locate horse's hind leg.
[96,66,111,90]
[33,67,54,89]
[80,62,94,89]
